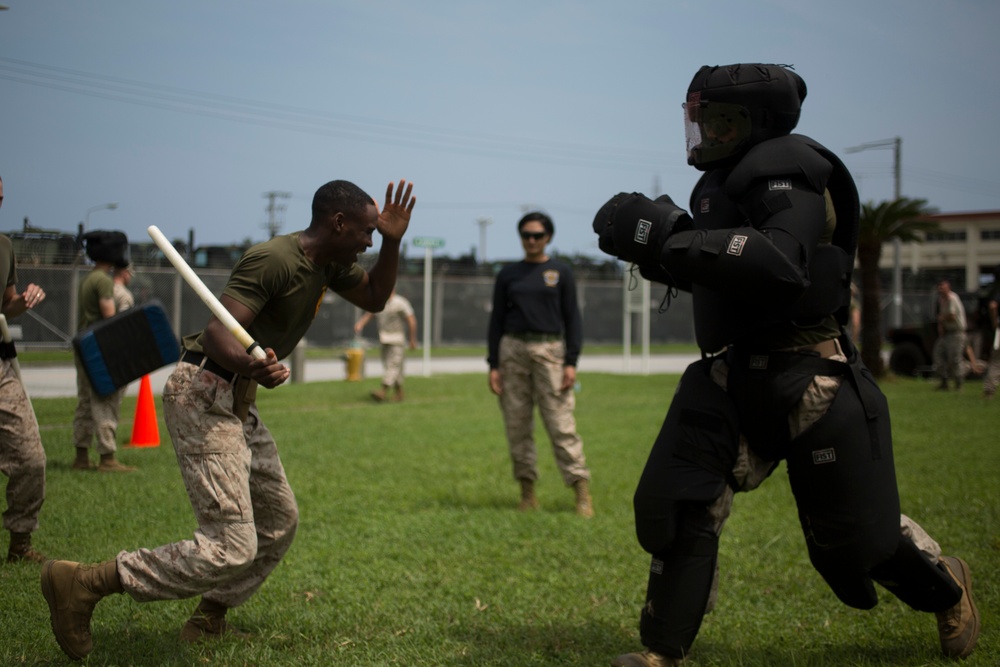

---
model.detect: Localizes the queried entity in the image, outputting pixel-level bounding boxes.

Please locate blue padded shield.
[72,300,180,396]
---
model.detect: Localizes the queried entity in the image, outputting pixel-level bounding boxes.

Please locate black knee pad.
[785,368,901,609]
[634,359,739,554]
[870,535,962,612]
[639,506,719,660]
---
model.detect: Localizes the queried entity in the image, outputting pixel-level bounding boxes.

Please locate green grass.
[1,373,996,666]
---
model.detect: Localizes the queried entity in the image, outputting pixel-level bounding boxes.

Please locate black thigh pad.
[786,373,900,608]
[633,359,739,554]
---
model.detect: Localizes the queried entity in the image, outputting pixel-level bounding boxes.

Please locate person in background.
[933,278,968,391]
[354,287,417,402]
[487,211,593,518]
[72,231,135,472]
[112,263,135,313]
[0,174,48,564]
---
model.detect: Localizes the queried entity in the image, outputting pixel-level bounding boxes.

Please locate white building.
[887,210,1000,292]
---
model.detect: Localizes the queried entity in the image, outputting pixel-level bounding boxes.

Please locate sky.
[2,0,999,263]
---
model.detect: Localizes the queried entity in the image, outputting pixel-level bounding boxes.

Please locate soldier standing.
[0,174,48,564]
[487,212,593,517]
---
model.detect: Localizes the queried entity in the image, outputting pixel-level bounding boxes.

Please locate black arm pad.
[661,226,809,307]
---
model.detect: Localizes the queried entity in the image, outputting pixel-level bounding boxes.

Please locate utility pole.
[845,136,903,327]
[476,217,493,264]
[262,191,292,238]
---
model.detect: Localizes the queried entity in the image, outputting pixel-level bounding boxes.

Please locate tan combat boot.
[936,556,980,659]
[6,531,46,564]
[180,598,249,642]
[71,447,93,471]
[97,454,136,473]
[612,650,683,666]
[573,479,594,518]
[40,559,123,660]
[370,387,387,402]
[517,479,538,511]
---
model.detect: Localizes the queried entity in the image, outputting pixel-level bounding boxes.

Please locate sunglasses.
[520,231,547,241]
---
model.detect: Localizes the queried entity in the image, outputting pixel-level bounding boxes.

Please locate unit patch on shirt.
[543,270,560,287]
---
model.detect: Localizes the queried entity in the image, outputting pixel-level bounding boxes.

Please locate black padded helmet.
[684,63,807,170]
[82,230,129,266]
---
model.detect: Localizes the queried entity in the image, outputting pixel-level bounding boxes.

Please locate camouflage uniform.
[73,268,122,455]
[114,232,363,607]
[0,357,46,536]
[375,293,415,388]
[498,335,589,484]
[116,362,297,605]
[72,354,124,456]
[934,289,968,389]
[488,256,589,488]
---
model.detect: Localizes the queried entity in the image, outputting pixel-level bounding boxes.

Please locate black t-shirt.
[487,258,582,368]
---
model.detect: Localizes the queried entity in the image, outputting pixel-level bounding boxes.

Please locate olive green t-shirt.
[184,232,365,360]
[78,268,115,330]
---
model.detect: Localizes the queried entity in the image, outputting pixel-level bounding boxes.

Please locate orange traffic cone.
[129,375,160,447]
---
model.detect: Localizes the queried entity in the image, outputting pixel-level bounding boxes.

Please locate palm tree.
[855,198,939,377]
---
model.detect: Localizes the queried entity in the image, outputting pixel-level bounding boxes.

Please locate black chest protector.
[687,134,858,352]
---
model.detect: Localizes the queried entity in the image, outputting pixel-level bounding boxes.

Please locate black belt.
[0,341,15,360]
[179,350,236,382]
[507,332,562,343]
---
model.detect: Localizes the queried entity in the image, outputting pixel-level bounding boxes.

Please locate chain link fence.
[8,263,700,352]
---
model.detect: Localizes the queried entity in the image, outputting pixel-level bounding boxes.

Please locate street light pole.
[83,202,119,231]
[845,136,903,328]
[476,217,493,264]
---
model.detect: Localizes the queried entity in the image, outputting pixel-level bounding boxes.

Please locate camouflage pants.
[72,353,124,455]
[380,344,406,387]
[497,336,589,486]
[0,360,46,534]
[933,331,966,386]
[700,343,941,612]
[117,362,299,608]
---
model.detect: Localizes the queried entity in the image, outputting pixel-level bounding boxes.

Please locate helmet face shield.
[683,91,752,167]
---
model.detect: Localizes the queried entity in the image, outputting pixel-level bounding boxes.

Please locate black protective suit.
[596,132,963,660]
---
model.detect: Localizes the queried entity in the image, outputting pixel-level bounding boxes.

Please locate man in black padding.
[593,63,979,666]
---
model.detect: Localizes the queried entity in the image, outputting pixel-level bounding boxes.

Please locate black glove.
[592,192,690,266]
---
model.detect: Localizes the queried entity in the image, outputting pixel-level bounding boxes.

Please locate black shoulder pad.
[724,135,833,199]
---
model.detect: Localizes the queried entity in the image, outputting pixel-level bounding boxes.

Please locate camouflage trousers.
[0,360,46,534]
[497,335,589,486]
[699,342,940,612]
[72,353,124,455]
[380,343,406,387]
[933,331,967,386]
[117,362,299,608]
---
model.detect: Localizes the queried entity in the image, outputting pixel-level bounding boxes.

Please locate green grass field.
[1,372,996,666]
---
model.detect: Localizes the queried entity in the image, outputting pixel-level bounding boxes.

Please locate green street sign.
[412,237,445,249]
